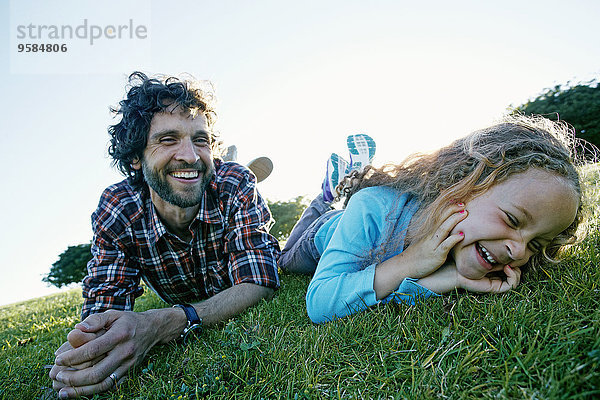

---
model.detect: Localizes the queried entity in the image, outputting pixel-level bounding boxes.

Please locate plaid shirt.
[81,159,280,319]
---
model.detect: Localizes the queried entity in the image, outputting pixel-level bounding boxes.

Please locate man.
[50,72,280,398]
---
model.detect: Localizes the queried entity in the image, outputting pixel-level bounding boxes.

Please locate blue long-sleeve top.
[306,186,439,323]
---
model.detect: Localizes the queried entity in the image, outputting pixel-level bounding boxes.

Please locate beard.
[142,159,213,208]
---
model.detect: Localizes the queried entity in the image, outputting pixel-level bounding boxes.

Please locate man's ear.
[131,157,141,171]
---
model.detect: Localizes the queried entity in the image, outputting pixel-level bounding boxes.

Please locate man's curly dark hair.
[108,71,218,191]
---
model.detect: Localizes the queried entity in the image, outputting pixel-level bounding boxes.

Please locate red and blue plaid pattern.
[81,160,280,319]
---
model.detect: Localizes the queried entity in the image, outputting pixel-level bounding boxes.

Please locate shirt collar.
[146,195,167,245]
[194,168,223,225]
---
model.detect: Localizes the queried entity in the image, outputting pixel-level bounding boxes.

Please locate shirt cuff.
[382,277,440,305]
[359,263,380,306]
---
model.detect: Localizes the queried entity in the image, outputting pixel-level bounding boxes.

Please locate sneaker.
[321,153,349,203]
[346,134,376,172]
[247,156,273,183]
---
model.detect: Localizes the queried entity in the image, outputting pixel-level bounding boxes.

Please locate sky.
[1,0,598,306]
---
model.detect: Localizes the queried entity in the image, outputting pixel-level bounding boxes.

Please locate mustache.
[165,162,208,174]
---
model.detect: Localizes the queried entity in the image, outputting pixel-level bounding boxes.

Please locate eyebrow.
[194,130,211,138]
[514,205,533,222]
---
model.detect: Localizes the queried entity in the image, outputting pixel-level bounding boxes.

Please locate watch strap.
[174,303,201,325]
[173,304,203,344]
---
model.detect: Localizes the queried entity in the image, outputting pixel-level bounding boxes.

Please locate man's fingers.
[54,341,74,357]
[56,324,126,367]
[57,374,118,399]
[70,353,108,370]
[56,331,137,387]
[67,328,106,348]
[75,310,121,333]
[52,377,67,392]
[55,341,135,387]
[56,340,105,368]
[49,364,74,381]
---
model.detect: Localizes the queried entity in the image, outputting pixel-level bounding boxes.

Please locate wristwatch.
[173,304,203,345]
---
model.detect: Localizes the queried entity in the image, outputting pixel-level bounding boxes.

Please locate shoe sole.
[347,134,376,172]
[247,157,273,183]
[322,153,348,202]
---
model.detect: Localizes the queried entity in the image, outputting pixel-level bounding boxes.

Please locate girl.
[279,115,586,324]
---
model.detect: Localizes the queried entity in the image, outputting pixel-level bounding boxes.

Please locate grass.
[2,168,599,399]
[3,239,599,400]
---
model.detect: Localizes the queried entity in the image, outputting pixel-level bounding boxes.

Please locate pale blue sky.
[1,0,599,306]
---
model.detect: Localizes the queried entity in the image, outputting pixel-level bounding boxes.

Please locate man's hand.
[49,283,272,398]
[50,328,107,393]
[50,310,164,399]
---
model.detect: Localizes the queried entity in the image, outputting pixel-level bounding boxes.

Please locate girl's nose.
[506,239,530,264]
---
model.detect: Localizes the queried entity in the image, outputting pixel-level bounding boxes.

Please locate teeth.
[171,171,199,179]
[480,244,497,264]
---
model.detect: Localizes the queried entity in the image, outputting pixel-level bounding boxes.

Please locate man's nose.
[174,138,199,164]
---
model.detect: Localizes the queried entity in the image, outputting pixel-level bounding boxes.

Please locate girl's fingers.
[432,208,468,245]
[438,231,465,255]
[492,265,521,293]
[505,265,521,289]
[437,202,466,224]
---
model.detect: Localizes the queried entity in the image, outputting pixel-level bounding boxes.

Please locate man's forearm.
[148,283,274,344]
[195,283,274,325]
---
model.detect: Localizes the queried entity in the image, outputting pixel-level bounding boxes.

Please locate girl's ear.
[131,157,141,171]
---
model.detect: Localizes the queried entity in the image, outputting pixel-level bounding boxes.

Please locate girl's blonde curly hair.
[338,114,592,273]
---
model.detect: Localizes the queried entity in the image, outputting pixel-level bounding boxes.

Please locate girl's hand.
[374,204,467,299]
[399,203,467,278]
[415,263,521,295]
[457,265,522,293]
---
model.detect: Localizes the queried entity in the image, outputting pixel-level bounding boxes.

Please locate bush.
[512,79,600,150]
[267,196,309,241]
[43,243,91,288]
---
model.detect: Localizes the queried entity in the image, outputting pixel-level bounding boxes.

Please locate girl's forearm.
[373,251,422,300]
[414,264,460,294]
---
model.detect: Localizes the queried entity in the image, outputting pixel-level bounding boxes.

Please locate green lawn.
[2,232,599,399]
[2,168,599,399]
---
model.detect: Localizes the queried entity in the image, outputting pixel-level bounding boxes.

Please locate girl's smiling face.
[450,168,579,279]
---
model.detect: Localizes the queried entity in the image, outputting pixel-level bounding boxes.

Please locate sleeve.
[222,172,280,290]
[305,191,438,324]
[81,193,143,320]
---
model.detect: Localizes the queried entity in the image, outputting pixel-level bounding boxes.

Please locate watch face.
[183,323,203,345]
[184,323,202,334]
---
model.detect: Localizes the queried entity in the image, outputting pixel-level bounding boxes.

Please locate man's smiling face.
[133,105,214,209]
